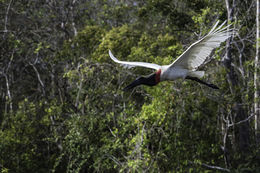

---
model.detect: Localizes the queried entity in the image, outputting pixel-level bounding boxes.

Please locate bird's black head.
[123,70,161,91]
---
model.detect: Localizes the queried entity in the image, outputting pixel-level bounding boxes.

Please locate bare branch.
[200,162,230,172]
[106,154,122,166]
[3,0,13,36]
[189,161,230,172]
[3,74,12,112]
[231,63,245,80]
[107,126,116,138]
[75,63,83,108]
[228,113,255,127]
[2,50,15,113]
[29,62,46,96]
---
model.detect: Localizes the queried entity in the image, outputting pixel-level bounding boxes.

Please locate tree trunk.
[224,0,250,152]
[255,0,260,142]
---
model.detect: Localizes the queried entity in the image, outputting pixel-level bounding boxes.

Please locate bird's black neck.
[123,73,157,91]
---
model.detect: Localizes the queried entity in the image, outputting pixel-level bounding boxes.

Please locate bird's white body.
[160,65,188,81]
[160,65,205,81]
[108,20,234,89]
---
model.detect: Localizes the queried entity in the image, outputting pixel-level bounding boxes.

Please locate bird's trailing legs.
[185,76,219,89]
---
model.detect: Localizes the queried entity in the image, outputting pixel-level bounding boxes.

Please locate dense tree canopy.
[0,0,259,172]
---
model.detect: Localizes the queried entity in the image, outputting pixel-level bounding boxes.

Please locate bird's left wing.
[109,50,161,70]
[169,20,234,70]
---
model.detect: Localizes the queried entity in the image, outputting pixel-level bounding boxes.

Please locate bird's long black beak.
[123,77,143,91]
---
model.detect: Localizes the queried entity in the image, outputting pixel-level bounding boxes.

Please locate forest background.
[0,0,260,172]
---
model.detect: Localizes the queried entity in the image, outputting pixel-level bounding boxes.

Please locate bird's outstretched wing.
[109,50,161,70]
[170,20,234,70]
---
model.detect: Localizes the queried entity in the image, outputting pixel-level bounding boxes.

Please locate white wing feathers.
[170,20,234,70]
[109,21,233,71]
[108,50,161,70]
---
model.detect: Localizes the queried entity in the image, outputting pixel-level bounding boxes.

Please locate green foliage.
[93,25,140,62]
[0,99,59,173]
[1,0,259,172]
[59,25,105,63]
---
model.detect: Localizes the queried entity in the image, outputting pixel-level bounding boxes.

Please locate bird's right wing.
[109,50,161,70]
[169,20,234,70]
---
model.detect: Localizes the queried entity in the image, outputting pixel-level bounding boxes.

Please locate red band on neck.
[155,69,161,84]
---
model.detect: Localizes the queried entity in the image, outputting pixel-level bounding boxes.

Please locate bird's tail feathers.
[188,71,205,78]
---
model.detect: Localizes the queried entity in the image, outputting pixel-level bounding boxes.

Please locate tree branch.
[189,161,230,172]
[29,62,46,96]
[3,73,12,112]
[3,0,13,36]
[75,63,83,108]
[200,162,230,172]
[228,113,256,127]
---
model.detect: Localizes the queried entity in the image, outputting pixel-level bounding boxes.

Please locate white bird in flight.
[109,21,233,91]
